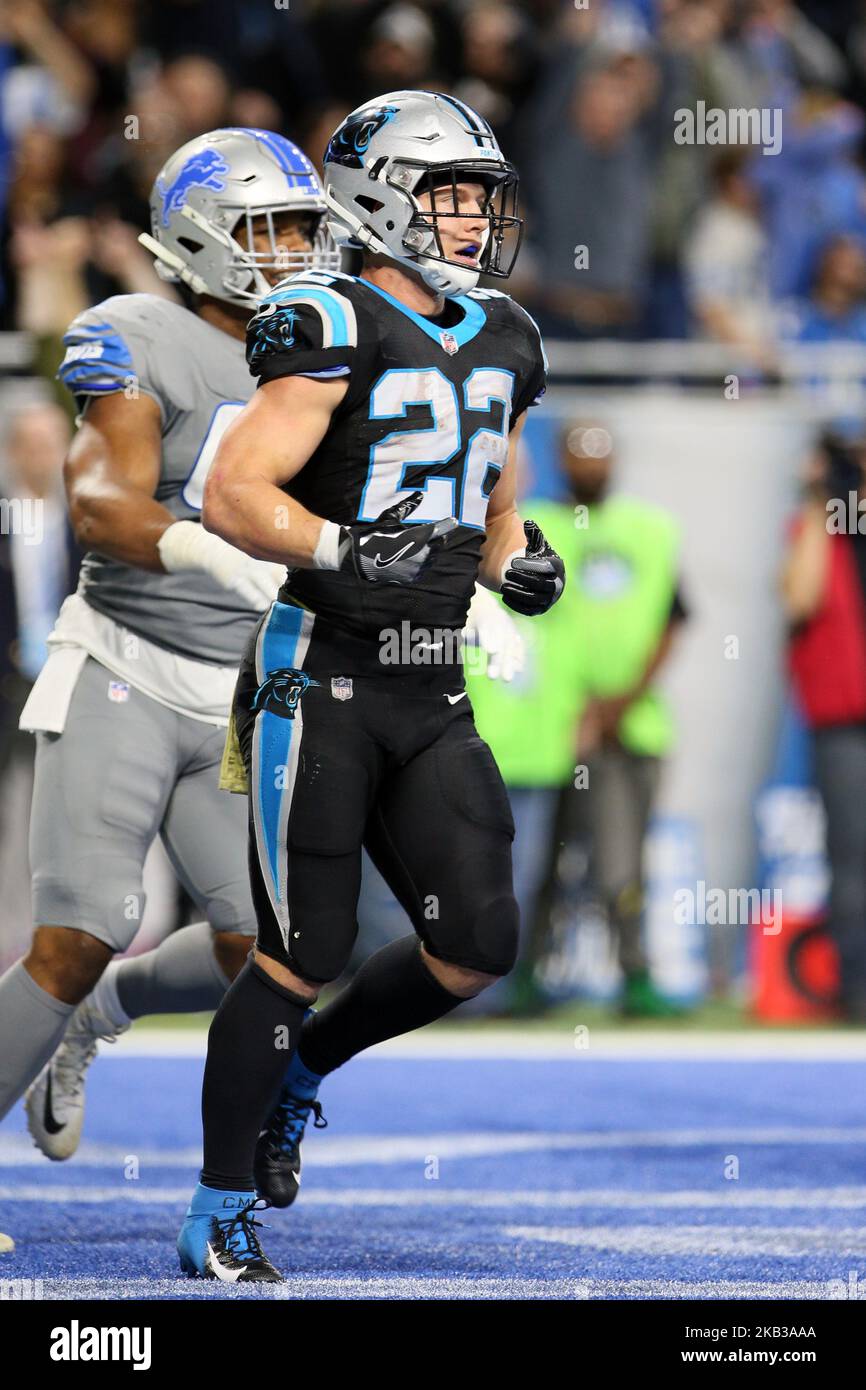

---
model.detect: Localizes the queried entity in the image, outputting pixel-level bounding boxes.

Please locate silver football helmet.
[323,90,522,297]
[139,127,341,306]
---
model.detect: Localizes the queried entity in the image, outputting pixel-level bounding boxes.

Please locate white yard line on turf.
[5,1185,866,1209]
[104,1028,866,1059]
[3,1127,866,1169]
[22,1275,851,1300]
[506,1224,866,1256]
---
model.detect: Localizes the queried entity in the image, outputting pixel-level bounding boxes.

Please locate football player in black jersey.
[177,90,565,1282]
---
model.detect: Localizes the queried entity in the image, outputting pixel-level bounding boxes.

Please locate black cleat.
[177,1190,284,1283]
[254,1091,327,1208]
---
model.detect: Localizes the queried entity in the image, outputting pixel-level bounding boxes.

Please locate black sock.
[200,958,307,1191]
[298,935,462,1078]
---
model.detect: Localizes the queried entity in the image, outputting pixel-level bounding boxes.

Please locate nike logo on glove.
[445,691,468,704]
[373,541,415,569]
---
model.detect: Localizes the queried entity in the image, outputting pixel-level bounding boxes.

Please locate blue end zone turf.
[2,1050,865,1299]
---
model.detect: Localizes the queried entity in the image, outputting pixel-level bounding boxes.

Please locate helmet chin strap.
[413,255,480,297]
[137,232,209,295]
[324,189,480,298]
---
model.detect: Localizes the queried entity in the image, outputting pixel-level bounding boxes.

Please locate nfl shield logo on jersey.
[331,676,353,702]
[439,330,458,355]
[108,680,130,703]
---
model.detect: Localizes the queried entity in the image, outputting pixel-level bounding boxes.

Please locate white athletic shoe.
[25,1002,129,1160]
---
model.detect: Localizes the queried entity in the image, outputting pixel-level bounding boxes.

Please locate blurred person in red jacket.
[782,429,866,1021]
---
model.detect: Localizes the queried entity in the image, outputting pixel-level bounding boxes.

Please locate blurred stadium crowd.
[4,0,866,1023]
[6,0,866,343]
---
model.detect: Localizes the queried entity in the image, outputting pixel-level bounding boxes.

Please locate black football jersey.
[246,269,547,647]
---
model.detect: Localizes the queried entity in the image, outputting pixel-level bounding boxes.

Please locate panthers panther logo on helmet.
[325,106,399,170]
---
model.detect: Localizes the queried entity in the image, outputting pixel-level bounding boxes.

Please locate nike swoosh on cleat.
[42,1071,64,1136]
[445,692,467,704]
[206,1243,247,1283]
[373,541,415,569]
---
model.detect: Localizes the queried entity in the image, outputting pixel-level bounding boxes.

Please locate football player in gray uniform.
[0,128,340,1157]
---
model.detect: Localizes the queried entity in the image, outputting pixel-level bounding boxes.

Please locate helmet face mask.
[141,128,341,308]
[323,91,524,297]
[398,160,522,281]
[221,205,340,300]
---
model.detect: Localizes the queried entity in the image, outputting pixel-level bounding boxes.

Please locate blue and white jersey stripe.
[264,280,358,349]
[57,321,134,393]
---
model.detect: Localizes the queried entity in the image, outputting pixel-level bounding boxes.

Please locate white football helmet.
[322,90,522,297]
[139,127,340,306]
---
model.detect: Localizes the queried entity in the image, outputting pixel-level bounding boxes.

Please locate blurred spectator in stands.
[162,53,231,142]
[782,431,866,1022]
[0,0,96,314]
[143,0,331,130]
[59,0,139,188]
[646,0,757,338]
[749,92,866,301]
[543,421,687,1017]
[362,4,440,96]
[452,2,540,155]
[7,122,68,225]
[8,210,90,336]
[7,71,178,335]
[230,88,284,136]
[0,0,95,143]
[784,234,866,344]
[10,202,174,338]
[89,74,186,233]
[683,149,775,366]
[0,401,78,779]
[777,235,866,424]
[730,0,847,112]
[521,8,661,338]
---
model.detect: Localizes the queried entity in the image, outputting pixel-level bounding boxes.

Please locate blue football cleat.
[254,1044,327,1208]
[177,1184,283,1282]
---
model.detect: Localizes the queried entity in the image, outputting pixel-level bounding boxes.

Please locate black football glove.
[337,491,457,585]
[500,520,565,616]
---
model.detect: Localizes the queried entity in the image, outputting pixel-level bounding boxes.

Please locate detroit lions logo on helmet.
[325,106,398,170]
[156,149,230,227]
[251,668,318,720]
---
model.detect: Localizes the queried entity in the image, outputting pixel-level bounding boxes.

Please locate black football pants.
[234,602,519,985]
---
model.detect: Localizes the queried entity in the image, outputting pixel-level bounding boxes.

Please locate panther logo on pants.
[251,668,319,720]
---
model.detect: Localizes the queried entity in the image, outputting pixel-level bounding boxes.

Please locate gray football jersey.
[58,294,261,664]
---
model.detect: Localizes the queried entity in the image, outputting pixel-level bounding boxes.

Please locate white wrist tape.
[312,519,342,572]
[157,520,212,573]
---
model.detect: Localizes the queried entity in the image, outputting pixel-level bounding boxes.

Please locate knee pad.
[445,893,520,978]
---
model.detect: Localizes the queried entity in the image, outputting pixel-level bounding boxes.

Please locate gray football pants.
[29,656,255,948]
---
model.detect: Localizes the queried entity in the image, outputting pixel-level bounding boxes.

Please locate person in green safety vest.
[468,419,688,1016]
